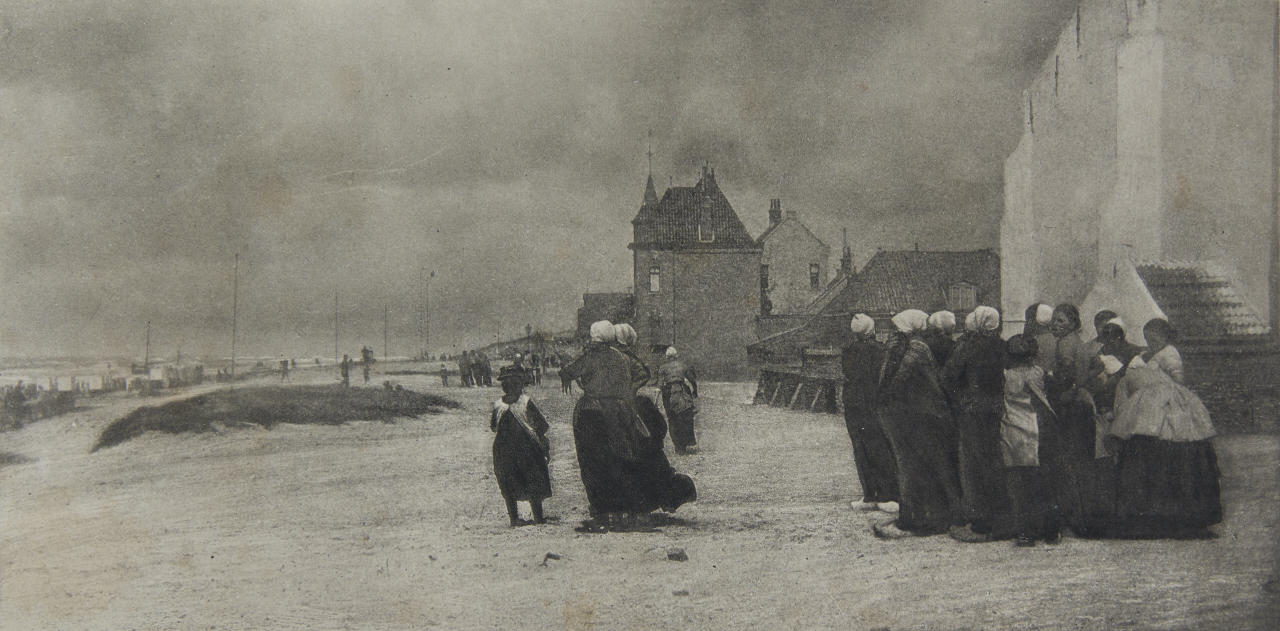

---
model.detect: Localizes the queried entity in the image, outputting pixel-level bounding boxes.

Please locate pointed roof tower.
[643,130,658,204]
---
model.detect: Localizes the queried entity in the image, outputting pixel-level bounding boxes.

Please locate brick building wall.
[758,208,829,315]
[1183,342,1280,435]
[633,248,760,380]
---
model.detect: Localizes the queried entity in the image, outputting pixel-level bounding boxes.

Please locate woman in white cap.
[872,309,963,539]
[657,346,700,454]
[562,321,695,531]
[842,314,898,512]
[940,305,1009,542]
[560,321,640,526]
[925,310,958,367]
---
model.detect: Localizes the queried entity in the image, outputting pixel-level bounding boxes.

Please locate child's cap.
[497,366,529,385]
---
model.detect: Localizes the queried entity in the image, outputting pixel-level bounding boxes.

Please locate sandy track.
[2,373,1277,630]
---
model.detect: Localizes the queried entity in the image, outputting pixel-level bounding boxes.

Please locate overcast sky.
[0,0,1077,360]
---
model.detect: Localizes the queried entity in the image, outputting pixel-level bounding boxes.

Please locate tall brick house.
[756,199,830,316]
[630,167,761,379]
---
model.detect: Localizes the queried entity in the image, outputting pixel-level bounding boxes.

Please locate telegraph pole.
[230,253,239,388]
[383,304,389,363]
[422,269,434,359]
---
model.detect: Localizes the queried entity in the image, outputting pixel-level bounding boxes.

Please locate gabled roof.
[756,216,828,250]
[630,169,758,251]
[804,271,856,315]
[820,249,1000,315]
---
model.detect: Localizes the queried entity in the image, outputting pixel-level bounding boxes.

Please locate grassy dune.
[91,385,459,452]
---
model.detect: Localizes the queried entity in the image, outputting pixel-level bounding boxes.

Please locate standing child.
[1001,334,1063,547]
[439,363,450,387]
[491,366,551,527]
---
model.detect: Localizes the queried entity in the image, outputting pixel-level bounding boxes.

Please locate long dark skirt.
[493,422,551,502]
[633,396,696,512]
[1005,466,1061,540]
[573,405,639,515]
[661,387,697,450]
[842,403,898,503]
[954,396,1010,534]
[668,410,697,451]
[572,397,695,516]
[878,402,963,534]
[1051,398,1117,533]
[1000,404,1071,539]
[1108,436,1221,538]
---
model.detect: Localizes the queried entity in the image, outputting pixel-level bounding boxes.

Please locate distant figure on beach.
[440,363,450,386]
[360,346,374,384]
[279,359,290,382]
[4,382,28,425]
[658,346,699,455]
[463,350,478,386]
[491,365,551,527]
[340,354,351,387]
[476,351,493,387]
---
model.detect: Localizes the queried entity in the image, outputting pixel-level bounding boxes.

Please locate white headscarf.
[1035,303,1054,325]
[1106,316,1126,330]
[972,305,1001,332]
[964,311,978,332]
[891,309,929,334]
[590,320,615,343]
[613,323,638,347]
[665,346,678,358]
[927,310,957,333]
[849,313,876,336]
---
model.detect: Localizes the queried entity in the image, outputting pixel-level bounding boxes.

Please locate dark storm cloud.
[0,0,1077,358]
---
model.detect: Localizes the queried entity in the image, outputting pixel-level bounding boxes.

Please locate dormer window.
[649,266,661,292]
[947,281,977,312]
[809,263,821,289]
[697,204,715,243]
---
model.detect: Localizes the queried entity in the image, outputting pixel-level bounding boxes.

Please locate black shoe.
[1015,535,1036,547]
[1043,530,1062,545]
[574,519,609,534]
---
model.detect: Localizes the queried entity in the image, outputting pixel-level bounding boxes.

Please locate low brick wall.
[1182,342,1280,435]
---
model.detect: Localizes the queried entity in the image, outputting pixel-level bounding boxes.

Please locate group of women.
[842,303,1221,546]
[558,320,697,532]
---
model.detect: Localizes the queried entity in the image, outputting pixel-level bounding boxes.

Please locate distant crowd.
[841,303,1219,546]
[446,350,566,388]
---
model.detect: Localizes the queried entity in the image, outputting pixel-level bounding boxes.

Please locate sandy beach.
[1,370,1277,630]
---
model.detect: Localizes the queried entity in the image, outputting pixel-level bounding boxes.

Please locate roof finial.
[646,129,653,178]
[642,129,658,204]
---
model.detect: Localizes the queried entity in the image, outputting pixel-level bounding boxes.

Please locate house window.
[697,205,715,242]
[947,282,977,312]
[649,266,661,292]
[759,265,769,291]
[809,263,821,289]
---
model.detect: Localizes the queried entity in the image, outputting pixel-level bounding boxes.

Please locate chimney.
[768,199,782,227]
[701,164,719,195]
